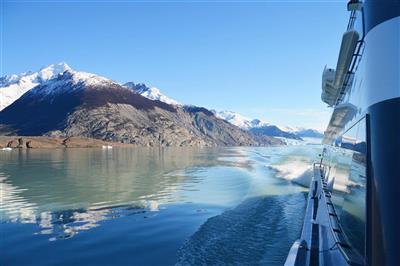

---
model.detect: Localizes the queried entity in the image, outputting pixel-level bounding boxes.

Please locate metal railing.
[316,163,364,266]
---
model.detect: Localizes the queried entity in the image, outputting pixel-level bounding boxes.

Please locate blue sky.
[1,1,349,130]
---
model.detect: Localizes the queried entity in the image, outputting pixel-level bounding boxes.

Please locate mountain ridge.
[0,62,71,111]
[122,82,323,139]
[123,82,181,106]
[0,66,282,147]
[0,63,322,144]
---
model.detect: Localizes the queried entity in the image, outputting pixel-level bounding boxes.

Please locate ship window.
[326,117,367,261]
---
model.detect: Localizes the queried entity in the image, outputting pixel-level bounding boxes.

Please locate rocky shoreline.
[0,135,285,149]
[0,136,135,149]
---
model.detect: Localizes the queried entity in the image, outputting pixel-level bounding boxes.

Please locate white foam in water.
[271,157,358,193]
[269,160,313,187]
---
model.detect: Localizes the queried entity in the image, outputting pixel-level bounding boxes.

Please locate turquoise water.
[0,146,320,265]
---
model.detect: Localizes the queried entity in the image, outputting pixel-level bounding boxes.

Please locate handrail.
[317,163,364,266]
[347,10,357,31]
[284,240,308,266]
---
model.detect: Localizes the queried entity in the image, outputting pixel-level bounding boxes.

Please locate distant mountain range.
[0,63,322,146]
[214,111,323,139]
[213,111,267,129]
[0,63,282,147]
[121,82,323,140]
[213,111,322,140]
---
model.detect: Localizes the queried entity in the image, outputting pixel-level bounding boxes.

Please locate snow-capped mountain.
[0,62,71,111]
[29,68,114,98]
[274,125,322,137]
[214,110,269,129]
[215,110,323,140]
[123,82,181,106]
[249,125,302,140]
[122,82,323,140]
[0,68,280,147]
[0,63,181,110]
[276,125,301,133]
[0,62,323,142]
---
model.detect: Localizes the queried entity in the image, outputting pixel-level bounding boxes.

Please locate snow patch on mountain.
[0,63,118,109]
[214,110,269,129]
[32,69,113,97]
[215,110,323,140]
[0,62,71,111]
[275,125,323,138]
[276,125,301,133]
[123,82,181,106]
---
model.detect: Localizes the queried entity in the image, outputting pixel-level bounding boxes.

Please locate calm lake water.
[0,145,321,265]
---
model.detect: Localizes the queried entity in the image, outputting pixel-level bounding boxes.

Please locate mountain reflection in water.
[1,146,319,265]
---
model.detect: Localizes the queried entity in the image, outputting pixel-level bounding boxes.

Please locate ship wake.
[176,193,306,265]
